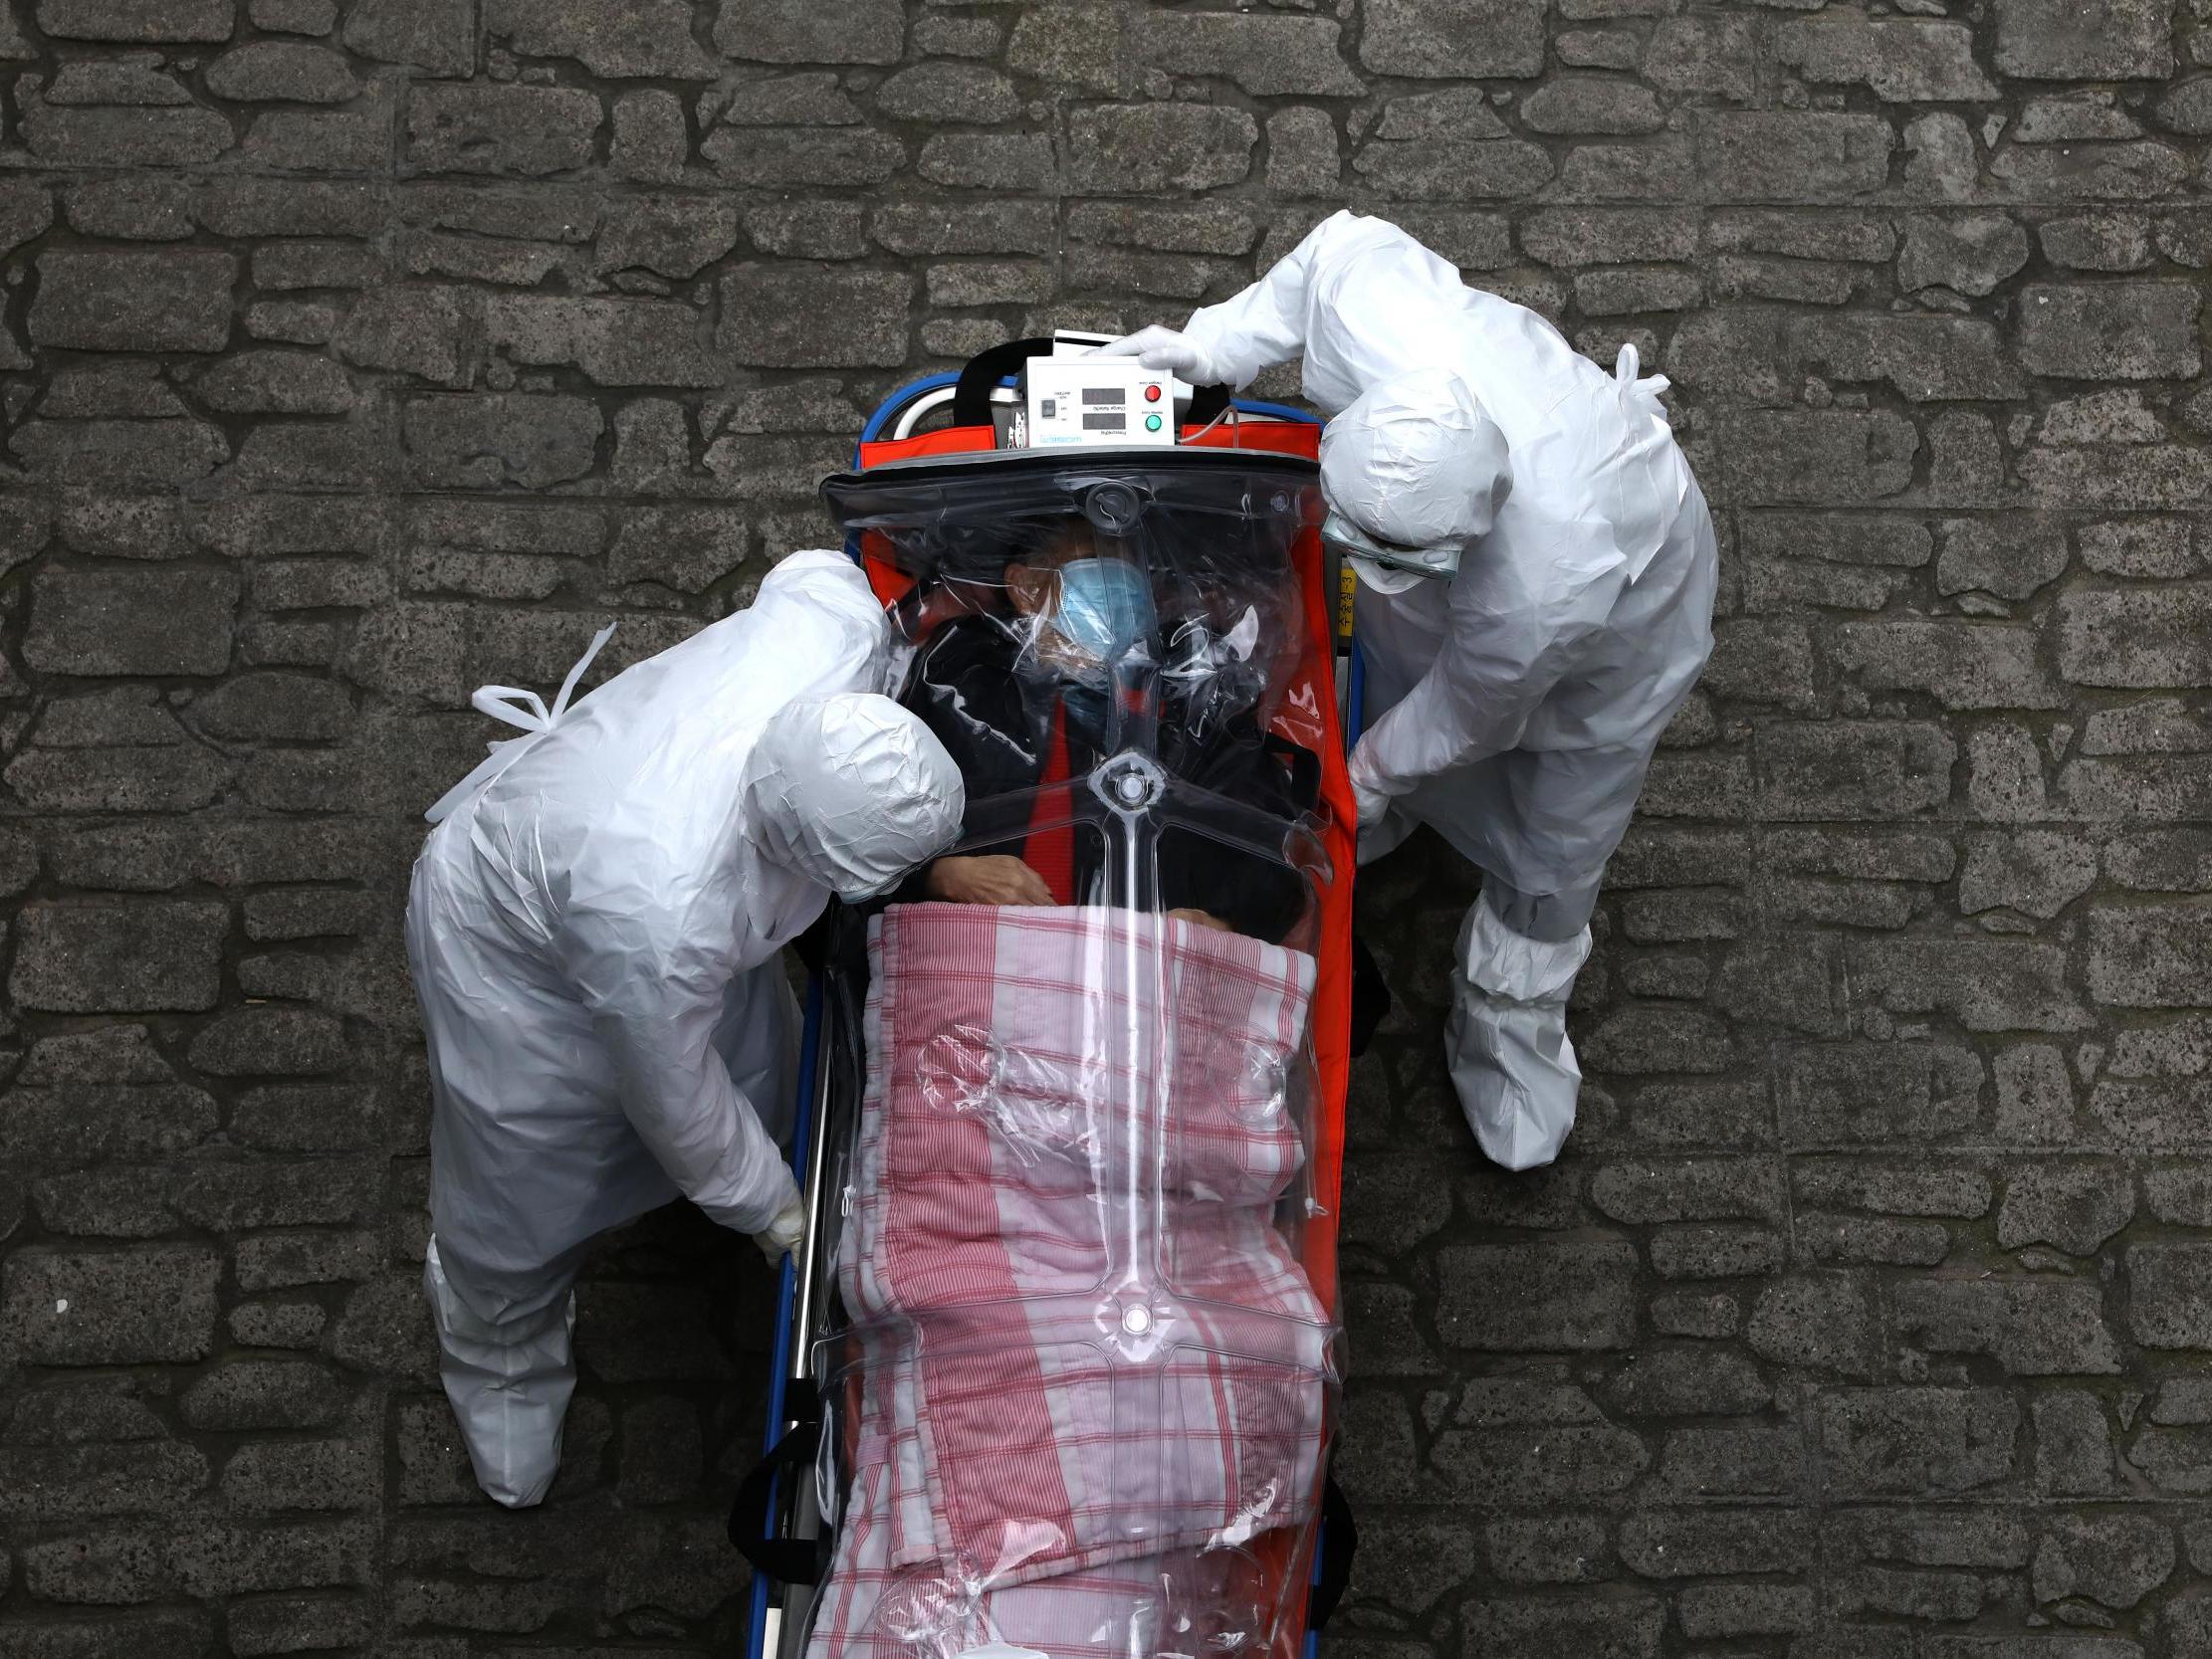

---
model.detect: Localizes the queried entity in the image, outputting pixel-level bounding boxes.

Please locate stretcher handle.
[729,1377,829,1587]
[951,337,1233,431]
[1306,1471,1359,1632]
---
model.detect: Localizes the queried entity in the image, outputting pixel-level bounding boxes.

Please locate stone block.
[207,39,355,100]
[405,85,600,176]
[11,902,227,1013]
[36,0,232,40]
[1360,0,1545,78]
[181,1360,350,1431]
[1700,114,1895,200]
[1996,0,2173,79]
[343,0,473,74]
[1893,1279,2122,1374]
[31,250,235,353]
[1720,410,1918,506]
[27,568,239,677]
[1267,108,1342,195]
[1462,1595,1661,1658]
[402,394,601,489]
[610,89,688,181]
[1436,1242,1638,1350]
[1775,16,1997,102]
[1520,79,1664,134]
[2129,1244,2212,1347]
[1143,13,1362,95]
[596,197,741,278]
[1067,105,1256,193]
[2020,283,2202,380]
[2032,1514,2175,1609]
[714,0,903,64]
[2060,586,2212,689]
[2089,904,2212,1006]
[226,1595,369,1658]
[1748,1273,1878,1374]
[1821,1388,2021,1494]
[0,1612,210,1658]
[1850,936,2088,1032]
[220,1437,376,1511]
[486,295,716,386]
[0,1247,220,1364]
[720,267,910,367]
[485,0,716,77]
[1621,1508,1812,1576]
[1591,1158,1784,1225]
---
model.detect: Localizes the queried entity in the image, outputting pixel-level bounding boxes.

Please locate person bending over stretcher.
[892,518,1317,944]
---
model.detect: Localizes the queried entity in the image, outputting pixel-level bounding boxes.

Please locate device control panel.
[1020,357,1174,448]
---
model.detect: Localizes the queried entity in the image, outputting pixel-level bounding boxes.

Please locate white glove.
[1093,325,1221,387]
[751,1191,805,1265]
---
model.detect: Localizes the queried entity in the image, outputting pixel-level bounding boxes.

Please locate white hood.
[1319,368,1511,552]
[744,692,965,901]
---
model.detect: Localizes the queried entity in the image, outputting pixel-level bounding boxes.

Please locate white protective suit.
[405,549,963,1507]
[1107,210,1717,1170]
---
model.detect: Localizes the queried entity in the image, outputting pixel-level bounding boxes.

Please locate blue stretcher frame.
[743,375,1362,1659]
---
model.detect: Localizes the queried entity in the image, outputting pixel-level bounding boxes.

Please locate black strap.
[1306,1471,1359,1631]
[1187,382,1233,426]
[1349,933,1390,1060]
[951,338,1236,433]
[952,337,1054,429]
[728,1378,830,1586]
[1260,731,1323,817]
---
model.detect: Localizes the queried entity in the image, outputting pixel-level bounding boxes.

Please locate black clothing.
[897,613,1319,944]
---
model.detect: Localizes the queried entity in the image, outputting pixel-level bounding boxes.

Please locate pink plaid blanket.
[806,905,1333,1659]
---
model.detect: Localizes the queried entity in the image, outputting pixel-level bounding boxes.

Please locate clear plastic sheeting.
[789,446,1347,1659]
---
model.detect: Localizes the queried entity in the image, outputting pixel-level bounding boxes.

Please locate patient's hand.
[926,855,1054,907]
[1169,908,1234,933]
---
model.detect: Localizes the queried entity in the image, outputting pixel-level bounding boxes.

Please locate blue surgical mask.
[1050,559,1156,664]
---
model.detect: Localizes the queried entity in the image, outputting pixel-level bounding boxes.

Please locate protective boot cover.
[423,1236,576,1508]
[1165,210,1718,923]
[405,549,962,1504]
[1445,889,1593,1171]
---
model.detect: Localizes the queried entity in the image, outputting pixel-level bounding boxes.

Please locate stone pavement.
[0,0,2208,1654]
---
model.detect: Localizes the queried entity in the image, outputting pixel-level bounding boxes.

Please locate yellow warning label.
[1335,559,1357,644]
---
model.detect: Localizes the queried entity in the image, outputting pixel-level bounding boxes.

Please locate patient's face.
[1004,521,1155,678]
[1004,521,1103,617]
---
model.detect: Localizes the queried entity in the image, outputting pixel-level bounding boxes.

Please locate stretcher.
[735,342,1367,1659]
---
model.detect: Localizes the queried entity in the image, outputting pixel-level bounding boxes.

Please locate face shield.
[743,693,966,902]
[1319,369,1510,595]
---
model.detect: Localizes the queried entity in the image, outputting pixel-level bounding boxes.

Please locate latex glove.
[751,1191,805,1265]
[1093,325,1220,387]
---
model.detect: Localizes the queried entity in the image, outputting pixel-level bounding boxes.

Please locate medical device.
[1018,355,1177,449]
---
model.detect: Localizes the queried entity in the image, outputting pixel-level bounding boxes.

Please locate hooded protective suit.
[1105,211,1716,1170]
[405,549,963,1507]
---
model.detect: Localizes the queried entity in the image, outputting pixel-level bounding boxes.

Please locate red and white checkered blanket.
[805,904,1332,1659]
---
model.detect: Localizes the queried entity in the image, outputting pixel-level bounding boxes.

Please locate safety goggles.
[1318,510,1461,582]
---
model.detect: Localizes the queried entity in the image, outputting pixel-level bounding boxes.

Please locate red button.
[1143,383,1162,401]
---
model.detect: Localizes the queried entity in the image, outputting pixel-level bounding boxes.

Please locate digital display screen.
[1082,387,1126,406]
[1082,412,1126,431]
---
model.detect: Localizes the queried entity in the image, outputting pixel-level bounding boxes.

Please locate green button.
[1144,413,1163,432]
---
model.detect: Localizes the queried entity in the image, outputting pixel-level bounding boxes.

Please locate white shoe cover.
[423,1238,578,1509]
[1444,892,1592,1171]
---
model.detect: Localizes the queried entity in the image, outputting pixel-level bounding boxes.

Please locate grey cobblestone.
[0,1,2200,1654]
